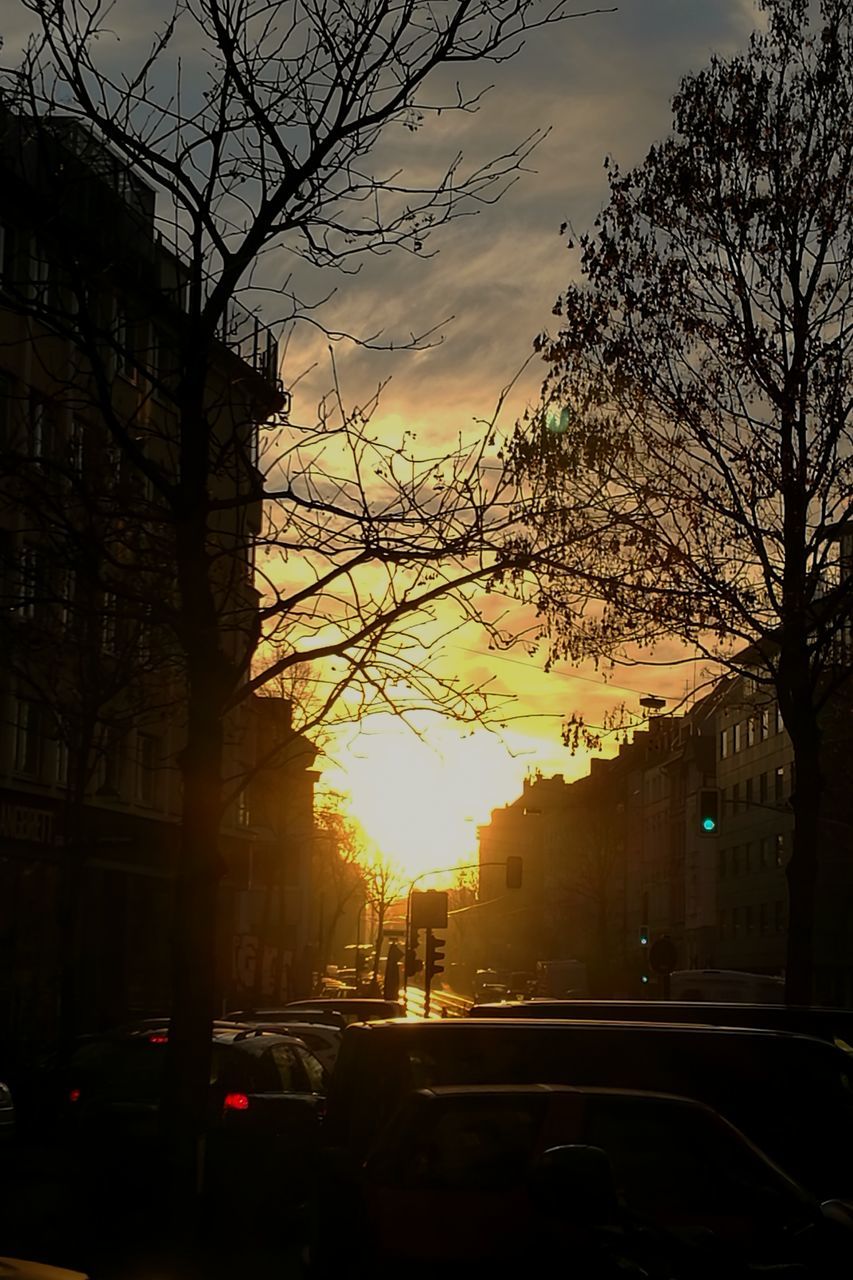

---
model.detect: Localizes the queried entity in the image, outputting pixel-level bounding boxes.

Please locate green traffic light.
[702,817,717,832]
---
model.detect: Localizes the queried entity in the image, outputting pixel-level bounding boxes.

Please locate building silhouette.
[0,110,316,1052]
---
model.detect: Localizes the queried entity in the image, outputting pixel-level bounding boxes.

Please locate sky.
[297,0,760,878]
[3,0,761,879]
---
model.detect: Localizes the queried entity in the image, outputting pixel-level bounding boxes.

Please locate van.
[325,1018,853,1201]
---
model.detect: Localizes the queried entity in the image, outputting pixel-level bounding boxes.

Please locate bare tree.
[313,795,369,974]
[511,0,853,1002]
[362,851,406,986]
[1,0,608,1213]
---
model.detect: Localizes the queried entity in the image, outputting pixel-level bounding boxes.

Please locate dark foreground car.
[64,1026,327,1207]
[468,998,853,1049]
[314,1084,852,1277]
[323,1018,853,1202]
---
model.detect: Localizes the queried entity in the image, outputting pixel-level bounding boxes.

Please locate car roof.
[410,1083,730,1111]
[355,1016,836,1046]
[210,1029,311,1053]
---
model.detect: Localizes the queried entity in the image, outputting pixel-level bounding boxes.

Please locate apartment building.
[0,111,316,1047]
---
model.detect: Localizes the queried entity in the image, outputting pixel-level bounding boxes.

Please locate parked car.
[472,983,509,1004]
[225,1020,342,1075]
[223,1007,348,1031]
[467,998,853,1049]
[63,1026,328,1205]
[281,998,405,1024]
[323,1017,853,1201]
[323,1084,851,1275]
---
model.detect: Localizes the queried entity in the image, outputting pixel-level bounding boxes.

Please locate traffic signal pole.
[424,926,433,1018]
[403,858,523,1011]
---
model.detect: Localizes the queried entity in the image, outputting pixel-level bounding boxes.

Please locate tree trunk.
[784,717,823,1006]
[161,662,226,1235]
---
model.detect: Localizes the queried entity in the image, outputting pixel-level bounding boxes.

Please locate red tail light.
[223,1092,250,1112]
[148,1034,168,1044]
[69,1088,81,1103]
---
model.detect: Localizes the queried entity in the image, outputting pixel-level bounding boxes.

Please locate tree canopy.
[511,0,853,1000]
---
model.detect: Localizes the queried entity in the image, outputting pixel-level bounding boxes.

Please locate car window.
[295,1046,326,1093]
[581,1097,802,1226]
[370,1095,547,1190]
[268,1044,305,1092]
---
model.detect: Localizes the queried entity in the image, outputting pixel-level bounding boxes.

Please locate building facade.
[0,112,317,1053]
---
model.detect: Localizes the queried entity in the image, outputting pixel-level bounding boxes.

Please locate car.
[64,1026,328,1206]
[323,1017,853,1202]
[226,1020,342,1075]
[330,1084,851,1274]
[280,998,405,1024]
[472,983,509,1004]
[467,998,853,1049]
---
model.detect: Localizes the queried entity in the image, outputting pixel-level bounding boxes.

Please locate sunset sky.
[3,0,761,879]
[304,0,759,878]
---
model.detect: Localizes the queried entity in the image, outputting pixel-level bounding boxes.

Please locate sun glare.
[327,720,531,882]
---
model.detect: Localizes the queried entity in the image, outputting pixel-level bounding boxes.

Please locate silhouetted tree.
[512,0,853,1002]
[2,0,607,1216]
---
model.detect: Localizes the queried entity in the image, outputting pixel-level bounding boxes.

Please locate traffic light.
[404,947,422,978]
[426,931,446,983]
[699,787,720,835]
[505,855,523,890]
[639,923,649,947]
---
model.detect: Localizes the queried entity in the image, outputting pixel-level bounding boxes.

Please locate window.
[733,722,742,753]
[69,417,85,473]
[759,903,768,936]
[745,905,754,935]
[732,906,741,938]
[759,772,768,805]
[731,846,740,877]
[14,698,43,776]
[54,736,68,787]
[742,842,751,874]
[775,705,784,734]
[16,542,44,619]
[136,733,159,805]
[295,1045,326,1094]
[745,777,754,807]
[28,238,49,304]
[58,570,76,632]
[774,767,785,803]
[98,729,123,798]
[759,709,770,741]
[236,790,251,829]
[719,728,729,760]
[731,782,740,812]
[269,1044,299,1091]
[775,901,785,934]
[775,834,785,868]
[760,836,773,870]
[114,301,136,380]
[101,592,118,654]
[747,717,756,748]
